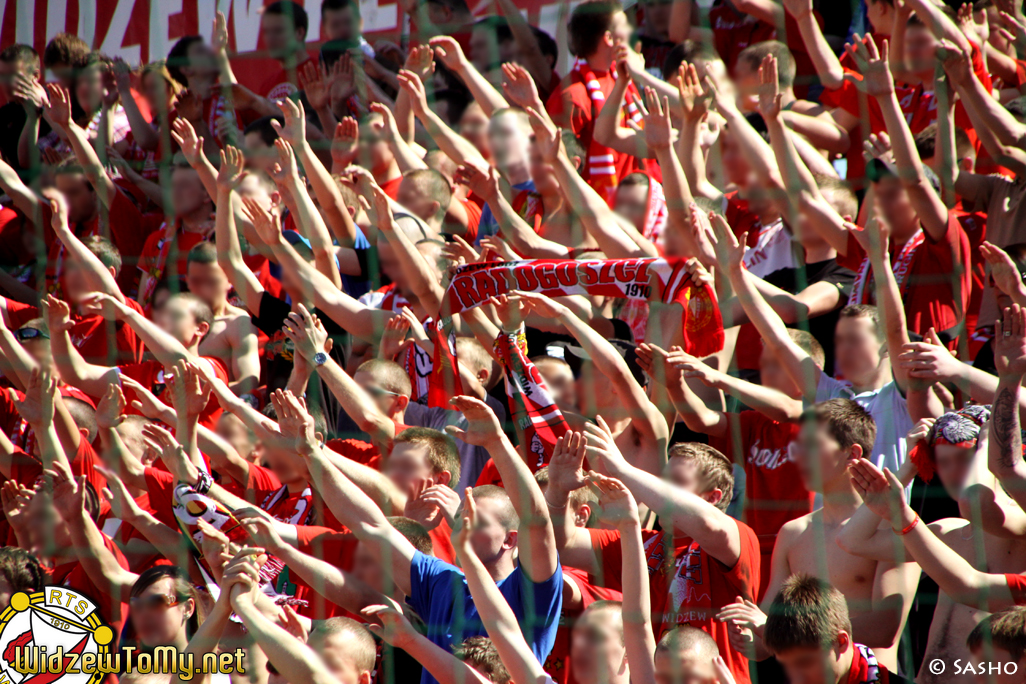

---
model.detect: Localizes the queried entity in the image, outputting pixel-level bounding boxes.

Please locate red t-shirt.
[545,67,647,189]
[838,215,971,339]
[1005,573,1026,603]
[710,411,812,600]
[589,522,760,684]
[380,176,403,202]
[543,566,624,684]
[118,356,230,430]
[8,435,107,498]
[143,466,178,527]
[5,297,146,366]
[286,524,360,619]
[955,206,987,343]
[459,196,483,244]
[49,533,130,640]
[137,226,211,294]
[724,192,771,371]
[428,518,456,565]
[258,54,316,101]
[244,463,316,526]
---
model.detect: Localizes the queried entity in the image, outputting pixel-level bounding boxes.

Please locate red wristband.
[895,512,919,536]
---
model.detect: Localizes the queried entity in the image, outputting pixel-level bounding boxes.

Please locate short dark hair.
[264,1,310,37]
[81,235,122,276]
[322,0,360,20]
[0,548,45,595]
[913,123,973,160]
[243,116,284,146]
[838,304,883,341]
[425,0,472,16]
[434,89,471,125]
[187,241,218,266]
[667,443,733,512]
[968,607,1026,662]
[64,396,98,443]
[166,36,205,87]
[765,574,851,653]
[804,399,877,458]
[661,40,719,80]
[453,637,511,684]
[43,34,89,70]
[401,169,453,222]
[568,0,624,58]
[386,516,434,555]
[532,27,559,65]
[0,45,39,67]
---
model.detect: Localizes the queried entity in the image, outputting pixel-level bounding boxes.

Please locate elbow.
[834,528,857,556]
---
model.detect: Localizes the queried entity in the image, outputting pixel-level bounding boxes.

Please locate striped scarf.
[574,58,643,203]
[849,229,925,306]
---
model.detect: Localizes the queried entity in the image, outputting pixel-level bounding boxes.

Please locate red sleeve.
[717,520,761,603]
[295,525,358,569]
[70,439,107,496]
[588,527,626,592]
[708,411,755,464]
[3,299,39,329]
[326,439,382,471]
[837,230,866,271]
[1007,574,1026,604]
[474,459,502,487]
[137,230,164,275]
[143,466,178,526]
[0,388,20,436]
[245,463,284,502]
[460,197,482,244]
[429,519,457,564]
[107,188,153,260]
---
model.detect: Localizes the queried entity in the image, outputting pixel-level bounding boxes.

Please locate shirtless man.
[836,408,1026,684]
[718,399,918,672]
[186,241,260,396]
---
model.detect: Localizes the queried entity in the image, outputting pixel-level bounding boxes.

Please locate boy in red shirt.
[545,0,644,201]
[547,429,760,684]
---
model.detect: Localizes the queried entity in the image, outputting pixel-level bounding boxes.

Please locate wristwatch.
[313,352,329,367]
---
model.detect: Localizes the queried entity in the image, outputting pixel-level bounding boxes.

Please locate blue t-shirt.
[409,551,562,684]
[477,180,535,243]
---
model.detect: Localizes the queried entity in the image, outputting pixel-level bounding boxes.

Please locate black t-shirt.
[0,103,50,171]
[251,292,347,434]
[764,258,856,377]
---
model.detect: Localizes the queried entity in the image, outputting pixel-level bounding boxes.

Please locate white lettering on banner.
[100,0,143,65]
[233,0,268,52]
[152,0,186,68]
[15,0,34,45]
[77,0,97,52]
[362,0,400,34]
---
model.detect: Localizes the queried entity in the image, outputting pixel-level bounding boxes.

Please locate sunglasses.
[15,328,49,341]
[129,594,189,610]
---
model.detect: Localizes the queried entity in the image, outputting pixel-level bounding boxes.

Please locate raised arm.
[636,343,729,437]
[853,36,950,240]
[42,189,124,300]
[431,37,510,117]
[86,292,198,368]
[45,84,117,207]
[46,296,121,398]
[782,0,846,89]
[851,457,1016,611]
[454,491,555,684]
[400,70,489,167]
[988,305,1026,510]
[212,147,265,316]
[448,395,558,583]
[587,417,742,568]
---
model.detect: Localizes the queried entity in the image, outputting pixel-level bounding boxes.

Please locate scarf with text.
[401,317,465,408]
[443,258,724,357]
[617,174,668,341]
[848,644,888,683]
[172,483,306,607]
[849,229,925,306]
[494,328,570,470]
[574,58,644,203]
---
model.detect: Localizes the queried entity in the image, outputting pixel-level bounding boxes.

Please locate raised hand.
[12,365,57,426]
[44,295,74,334]
[397,70,430,117]
[212,11,230,56]
[404,483,461,530]
[847,213,890,265]
[166,360,211,418]
[981,242,1026,303]
[667,346,721,386]
[271,138,300,185]
[299,61,330,111]
[237,509,287,553]
[142,422,194,482]
[480,235,518,262]
[446,396,505,448]
[716,597,768,636]
[994,304,1026,378]
[369,102,401,143]
[677,63,711,123]
[11,73,48,111]
[429,36,468,72]
[282,304,331,360]
[171,117,204,167]
[40,188,72,238]
[708,211,746,271]
[897,328,962,381]
[240,196,282,246]
[268,389,320,456]
[453,487,478,559]
[453,162,501,201]
[44,83,73,129]
[501,62,541,109]
[642,87,674,151]
[223,548,267,605]
[216,146,247,192]
[547,431,588,500]
[589,472,639,530]
[379,314,413,361]
[404,44,436,81]
[269,96,307,148]
[441,233,482,264]
[361,602,419,650]
[96,385,127,430]
[1,481,33,531]
[513,290,568,319]
[635,343,683,389]
[906,417,936,448]
[582,415,628,470]
[331,117,359,168]
[756,54,782,120]
[844,34,894,97]
[98,466,146,524]
[849,458,908,523]
[490,293,529,332]
[45,464,87,524]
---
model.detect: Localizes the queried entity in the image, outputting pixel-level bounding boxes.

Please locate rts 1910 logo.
[0,588,115,684]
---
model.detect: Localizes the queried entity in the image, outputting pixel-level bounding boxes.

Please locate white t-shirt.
[741,219,800,278]
[813,373,913,478]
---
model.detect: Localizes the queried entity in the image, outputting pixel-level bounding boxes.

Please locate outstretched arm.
[45,84,117,208]
[448,395,559,583]
[430,37,510,117]
[43,190,124,300]
[400,70,489,167]
[988,305,1026,511]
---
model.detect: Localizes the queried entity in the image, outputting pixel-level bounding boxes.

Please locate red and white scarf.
[848,644,887,683]
[399,316,465,409]
[493,328,570,470]
[443,258,724,358]
[618,174,668,341]
[849,229,925,305]
[574,58,644,204]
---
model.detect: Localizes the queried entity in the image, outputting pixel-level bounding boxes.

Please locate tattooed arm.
[988,304,1026,508]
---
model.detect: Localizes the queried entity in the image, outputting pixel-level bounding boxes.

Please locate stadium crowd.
[4,0,1026,681]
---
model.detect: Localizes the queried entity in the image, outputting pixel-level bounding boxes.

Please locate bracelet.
[894,512,919,536]
[194,471,213,495]
[544,497,567,510]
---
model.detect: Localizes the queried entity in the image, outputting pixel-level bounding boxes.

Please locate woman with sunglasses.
[129,566,200,651]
